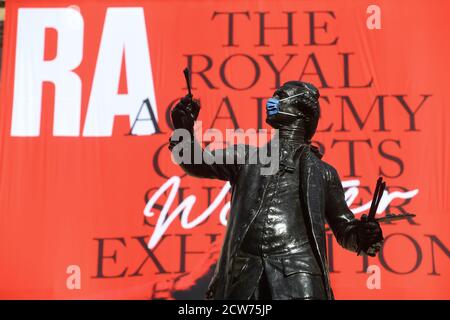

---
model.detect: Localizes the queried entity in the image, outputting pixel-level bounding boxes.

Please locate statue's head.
[266,81,320,142]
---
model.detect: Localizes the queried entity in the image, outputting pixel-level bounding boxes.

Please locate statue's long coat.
[175,143,359,299]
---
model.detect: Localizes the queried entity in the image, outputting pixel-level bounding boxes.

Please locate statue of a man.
[169,81,383,300]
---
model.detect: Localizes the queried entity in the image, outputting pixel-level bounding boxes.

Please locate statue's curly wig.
[282,81,321,143]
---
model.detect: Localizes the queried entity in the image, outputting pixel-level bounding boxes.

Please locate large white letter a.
[83,7,158,137]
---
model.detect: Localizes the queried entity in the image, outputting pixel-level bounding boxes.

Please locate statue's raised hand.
[171,95,200,133]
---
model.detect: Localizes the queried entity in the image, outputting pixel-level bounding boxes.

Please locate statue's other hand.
[357,214,384,257]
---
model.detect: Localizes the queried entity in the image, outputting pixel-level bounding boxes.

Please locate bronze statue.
[168,79,383,300]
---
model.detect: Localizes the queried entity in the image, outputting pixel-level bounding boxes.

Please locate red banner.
[0,0,449,299]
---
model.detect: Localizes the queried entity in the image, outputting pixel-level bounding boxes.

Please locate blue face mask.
[266,92,307,118]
